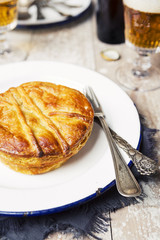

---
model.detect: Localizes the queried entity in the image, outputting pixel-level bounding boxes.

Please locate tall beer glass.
[0,0,25,63]
[117,0,160,91]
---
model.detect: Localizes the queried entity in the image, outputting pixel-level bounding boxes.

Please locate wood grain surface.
[6,0,160,239]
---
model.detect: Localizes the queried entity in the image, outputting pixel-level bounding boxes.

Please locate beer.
[96,0,125,44]
[0,0,18,31]
[123,0,160,49]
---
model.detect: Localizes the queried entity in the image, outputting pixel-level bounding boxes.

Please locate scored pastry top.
[0,81,94,158]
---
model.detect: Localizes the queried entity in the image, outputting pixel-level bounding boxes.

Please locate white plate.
[18,0,91,26]
[0,61,141,215]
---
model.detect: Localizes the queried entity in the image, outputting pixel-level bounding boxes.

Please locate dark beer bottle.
[96,0,125,44]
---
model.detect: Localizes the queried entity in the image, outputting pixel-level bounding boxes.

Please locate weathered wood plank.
[91,4,160,240]
[8,2,160,239]
[26,18,95,69]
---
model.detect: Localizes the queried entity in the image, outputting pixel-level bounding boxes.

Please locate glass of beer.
[117,0,160,91]
[0,0,24,63]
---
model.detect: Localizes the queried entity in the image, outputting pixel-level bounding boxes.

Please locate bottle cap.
[101,49,120,61]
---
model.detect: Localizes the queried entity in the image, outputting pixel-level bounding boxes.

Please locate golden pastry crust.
[0,81,94,174]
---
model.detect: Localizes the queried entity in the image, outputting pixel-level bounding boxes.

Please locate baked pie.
[0,81,94,174]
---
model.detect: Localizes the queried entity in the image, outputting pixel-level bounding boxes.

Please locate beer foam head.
[123,0,160,13]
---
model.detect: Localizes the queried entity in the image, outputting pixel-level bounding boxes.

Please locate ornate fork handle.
[110,129,158,175]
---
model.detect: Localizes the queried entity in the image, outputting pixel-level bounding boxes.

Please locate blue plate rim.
[17,0,93,29]
[0,114,142,217]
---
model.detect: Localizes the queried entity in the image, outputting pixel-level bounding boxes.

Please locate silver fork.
[84,87,158,176]
[84,86,141,197]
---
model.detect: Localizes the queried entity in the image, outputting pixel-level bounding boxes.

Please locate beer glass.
[117,0,160,91]
[0,0,25,63]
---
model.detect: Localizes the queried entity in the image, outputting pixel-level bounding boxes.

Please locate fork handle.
[98,116,141,197]
[110,129,158,175]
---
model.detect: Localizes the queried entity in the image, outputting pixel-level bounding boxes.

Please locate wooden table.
[8,1,160,239]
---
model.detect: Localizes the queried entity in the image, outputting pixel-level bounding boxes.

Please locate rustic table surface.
[6,0,160,239]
